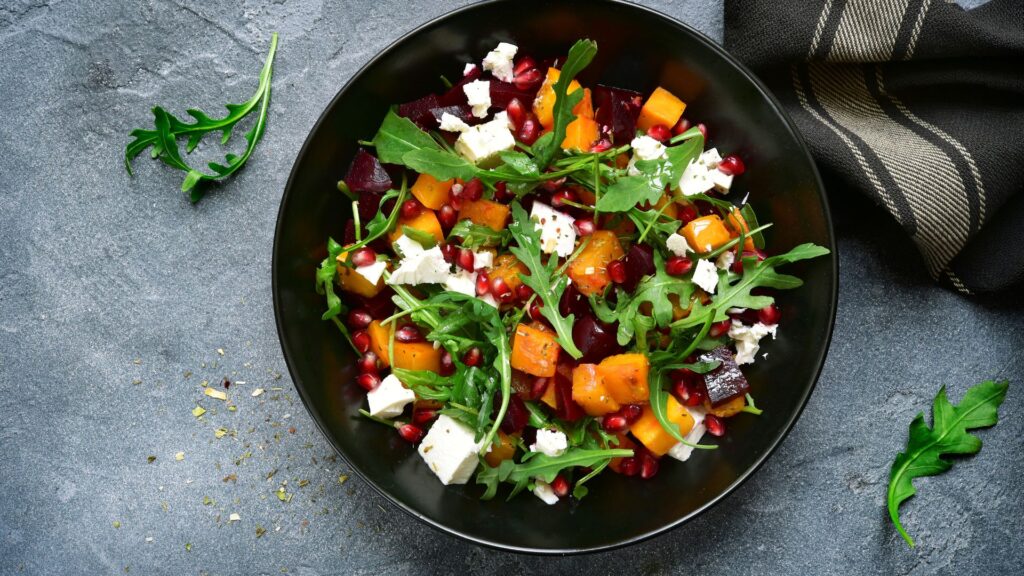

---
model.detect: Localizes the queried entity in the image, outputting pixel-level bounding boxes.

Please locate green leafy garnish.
[887,379,1008,547]
[507,202,582,359]
[125,33,279,202]
[530,39,598,168]
[447,219,511,249]
[477,448,632,500]
[371,109,444,165]
[401,225,438,248]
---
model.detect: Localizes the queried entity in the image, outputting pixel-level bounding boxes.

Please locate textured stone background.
[0,0,1019,574]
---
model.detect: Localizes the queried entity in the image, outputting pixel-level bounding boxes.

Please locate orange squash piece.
[336,252,386,297]
[726,207,756,251]
[534,68,583,129]
[367,320,392,366]
[388,209,445,246]
[510,323,561,377]
[484,431,519,467]
[458,199,510,231]
[539,377,557,409]
[574,88,594,119]
[571,364,621,416]
[681,214,731,253]
[608,434,637,473]
[653,193,679,220]
[630,395,695,456]
[490,254,529,293]
[637,86,686,132]
[410,173,453,210]
[567,230,625,296]
[561,116,599,151]
[597,353,650,404]
[706,396,746,418]
[365,320,441,372]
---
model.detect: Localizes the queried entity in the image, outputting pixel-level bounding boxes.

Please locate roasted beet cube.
[572,315,623,364]
[698,346,750,407]
[429,104,475,126]
[397,93,441,129]
[489,80,539,109]
[439,65,482,106]
[621,244,655,292]
[593,85,643,144]
[354,288,396,319]
[554,366,584,422]
[497,392,529,435]
[344,149,392,193]
[558,283,590,319]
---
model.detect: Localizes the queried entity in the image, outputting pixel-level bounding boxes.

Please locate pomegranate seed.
[462,347,483,367]
[475,270,491,296]
[462,178,483,201]
[513,55,536,77]
[398,423,425,444]
[731,249,767,273]
[677,203,699,224]
[400,199,422,220]
[395,325,424,343]
[350,247,377,268]
[574,218,595,236]
[530,377,549,400]
[673,379,691,403]
[758,304,781,325]
[540,177,566,193]
[347,308,372,329]
[705,414,726,437]
[550,475,570,498]
[412,409,436,425]
[646,124,671,142]
[457,248,475,272]
[607,260,627,284]
[440,242,457,264]
[685,383,707,407]
[518,117,539,145]
[601,414,628,433]
[438,204,458,229]
[506,98,526,129]
[493,181,513,203]
[619,457,639,477]
[588,139,612,153]
[672,117,692,135]
[640,453,660,479]
[550,188,577,208]
[352,330,371,354]
[718,155,745,176]
[491,277,514,303]
[528,300,544,321]
[665,256,693,276]
[697,123,708,139]
[622,404,643,424]
[439,351,455,376]
[358,351,380,374]
[709,319,732,338]
[514,68,543,90]
[356,372,380,391]
[515,283,533,301]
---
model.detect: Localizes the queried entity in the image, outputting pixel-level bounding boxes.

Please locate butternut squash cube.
[490,254,529,293]
[726,207,756,251]
[484,431,519,467]
[597,353,650,404]
[366,320,442,371]
[458,199,510,231]
[388,209,445,246]
[366,320,392,366]
[567,230,625,296]
[681,214,731,253]
[630,395,695,456]
[534,68,583,129]
[410,173,453,210]
[637,86,686,132]
[510,323,561,377]
[571,364,621,416]
[336,252,385,297]
[561,116,599,151]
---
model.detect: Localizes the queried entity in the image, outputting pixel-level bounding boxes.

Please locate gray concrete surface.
[0,0,1020,574]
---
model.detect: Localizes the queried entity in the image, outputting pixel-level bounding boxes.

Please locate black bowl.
[273,0,837,554]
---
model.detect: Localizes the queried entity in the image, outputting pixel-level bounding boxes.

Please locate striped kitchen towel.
[724,0,1024,293]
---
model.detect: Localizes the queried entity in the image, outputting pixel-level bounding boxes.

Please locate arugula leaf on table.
[476,448,633,501]
[507,202,583,359]
[125,32,279,202]
[887,380,1009,547]
[530,39,598,169]
[447,219,511,249]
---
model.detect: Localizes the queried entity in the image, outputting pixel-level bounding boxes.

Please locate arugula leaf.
[531,39,598,169]
[497,150,540,177]
[343,181,406,253]
[602,251,696,346]
[125,32,278,202]
[476,448,632,500]
[597,175,661,212]
[595,134,703,213]
[507,202,583,359]
[403,148,479,181]
[371,109,443,164]
[887,380,1009,547]
[664,132,704,185]
[739,204,765,249]
[401,226,437,248]
[447,219,511,249]
[314,237,346,321]
[648,370,716,449]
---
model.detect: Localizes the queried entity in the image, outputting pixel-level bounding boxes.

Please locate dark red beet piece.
[397,93,441,130]
[498,392,529,435]
[622,244,655,292]
[354,289,396,320]
[345,149,392,193]
[593,85,643,144]
[489,80,540,109]
[429,104,475,127]
[573,315,623,364]
[698,346,750,407]
[439,65,482,106]
[558,283,590,319]
[554,368,584,421]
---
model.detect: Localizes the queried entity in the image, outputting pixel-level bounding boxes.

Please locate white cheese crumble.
[630,135,668,161]
[393,234,426,258]
[366,374,416,419]
[463,79,492,118]
[481,42,517,82]
[667,406,707,462]
[439,112,471,133]
[479,293,499,308]
[691,258,719,294]
[473,250,494,270]
[444,269,477,297]
[701,148,723,168]
[418,414,483,485]
[678,159,714,197]
[530,428,568,457]
[463,63,477,76]
[666,233,693,257]
[716,251,735,271]
[354,260,387,285]
[710,169,733,192]
[530,201,577,257]
[532,478,559,505]
[454,112,515,167]
[728,320,778,365]
[388,245,451,286]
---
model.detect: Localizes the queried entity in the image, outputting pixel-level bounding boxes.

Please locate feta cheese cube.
[715,251,735,271]
[700,148,723,168]
[439,112,471,133]
[418,414,482,485]
[354,260,387,285]
[393,234,426,258]
[532,478,559,505]
[388,246,451,286]
[481,42,517,82]
[630,135,668,161]
[473,250,494,269]
[463,80,491,118]
[666,233,693,257]
[667,407,707,462]
[530,428,568,457]
[444,269,477,296]
[678,159,714,196]
[530,201,577,257]
[454,113,515,167]
[728,321,778,365]
[366,374,415,419]
[691,258,719,294]
[709,168,733,192]
[463,63,477,76]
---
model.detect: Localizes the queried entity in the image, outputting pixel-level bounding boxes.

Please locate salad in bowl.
[314,38,828,505]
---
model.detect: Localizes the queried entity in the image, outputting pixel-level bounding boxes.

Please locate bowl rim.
[273,0,838,555]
